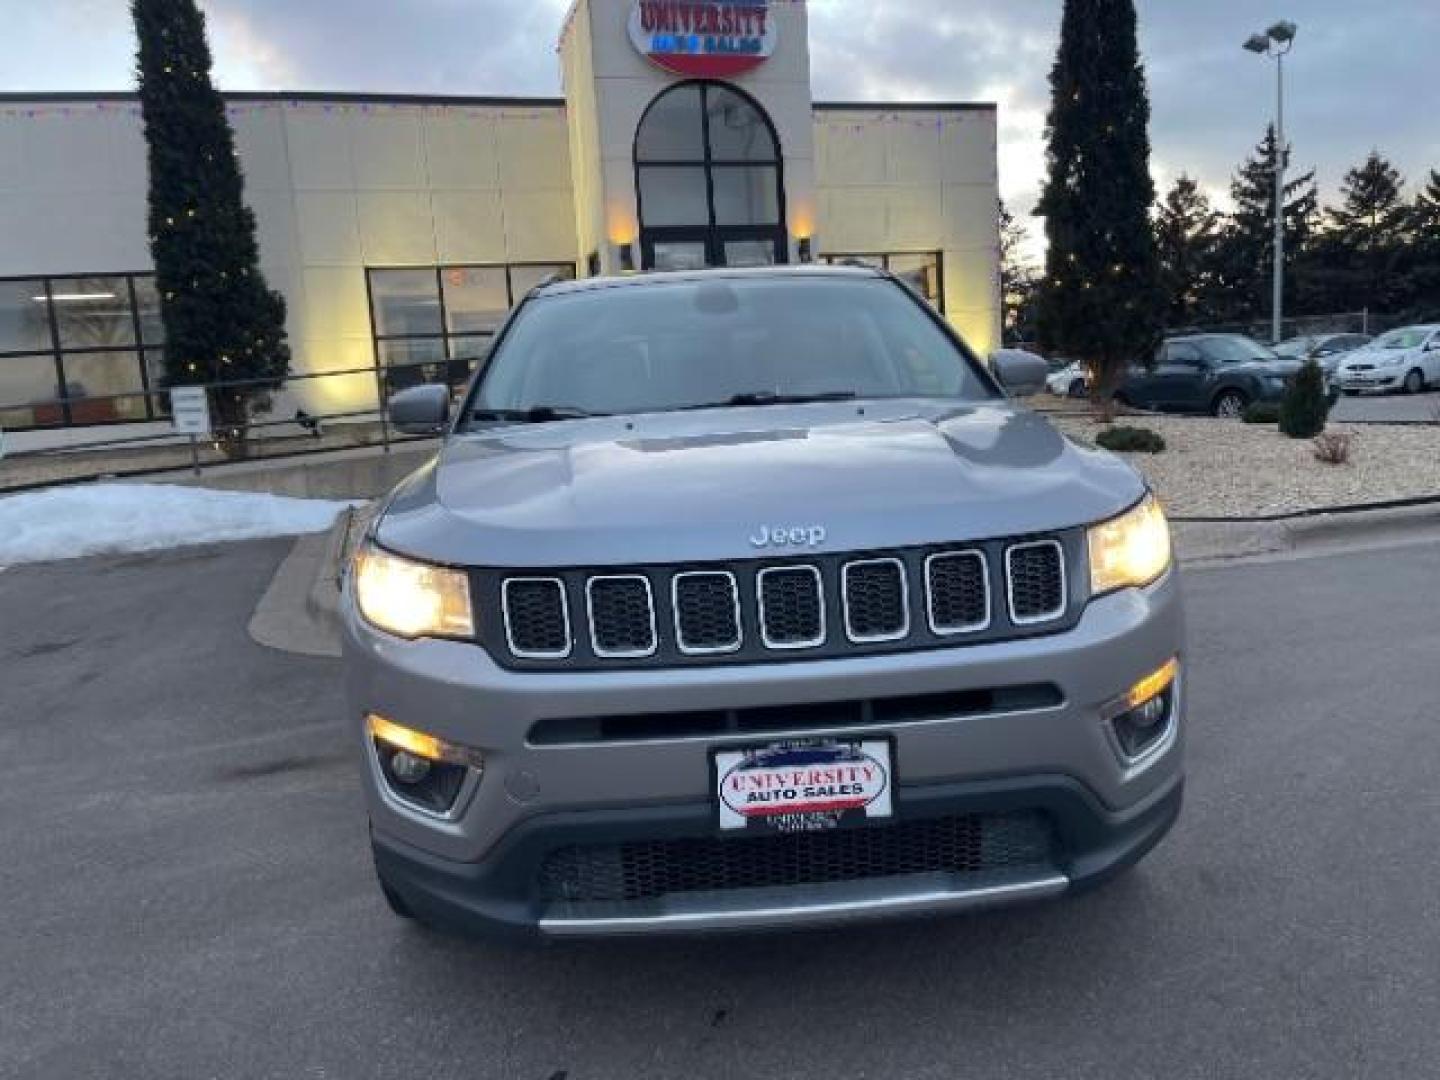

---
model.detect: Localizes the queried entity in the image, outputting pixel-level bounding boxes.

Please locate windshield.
[1202,336,1277,364]
[1375,329,1429,350]
[1272,337,1314,357]
[465,276,993,424]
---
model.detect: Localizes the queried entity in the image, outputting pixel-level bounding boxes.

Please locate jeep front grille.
[488,533,1076,670]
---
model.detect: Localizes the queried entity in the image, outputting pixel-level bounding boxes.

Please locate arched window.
[634,81,786,270]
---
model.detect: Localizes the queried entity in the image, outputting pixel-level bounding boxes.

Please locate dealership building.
[0,0,1000,436]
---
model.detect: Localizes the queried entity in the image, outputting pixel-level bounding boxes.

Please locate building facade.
[0,0,999,435]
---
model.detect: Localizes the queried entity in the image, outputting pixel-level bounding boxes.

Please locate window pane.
[370,269,441,337]
[638,166,710,227]
[888,254,942,307]
[0,279,52,353]
[712,166,779,225]
[146,350,171,416]
[0,354,62,428]
[508,263,575,302]
[635,84,704,161]
[706,86,777,161]
[447,334,493,385]
[378,338,446,395]
[52,276,136,349]
[723,239,777,267]
[441,266,508,334]
[651,241,709,271]
[133,275,165,345]
[60,350,149,422]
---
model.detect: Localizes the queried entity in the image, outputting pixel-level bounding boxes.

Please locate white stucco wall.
[814,106,1001,355]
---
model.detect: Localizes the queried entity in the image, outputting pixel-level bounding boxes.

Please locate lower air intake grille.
[538,811,1057,904]
[1007,541,1065,624]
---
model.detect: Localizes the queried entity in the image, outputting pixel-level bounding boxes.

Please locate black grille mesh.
[928,552,988,631]
[588,577,654,655]
[759,567,824,645]
[538,811,1056,904]
[503,579,569,655]
[674,573,740,652]
[1009,543,1065,622]
[844,561,907,639]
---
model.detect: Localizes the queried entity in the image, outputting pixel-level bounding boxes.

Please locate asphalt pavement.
[1330,388,1440,423]
[4,537,1440,1079]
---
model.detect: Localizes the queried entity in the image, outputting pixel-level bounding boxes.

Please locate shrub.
[1096,425,1166,453]
[1279,359,1329,439]
[1313,432,1352,465]
[1242,401,1281,424]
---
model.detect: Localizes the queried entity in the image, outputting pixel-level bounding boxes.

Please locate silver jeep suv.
[342,265,1183,937]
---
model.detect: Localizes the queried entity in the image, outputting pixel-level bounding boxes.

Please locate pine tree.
[1035,0,1164,414]
[1405,169,1440,319]
[999,200,1040,344]
[133,0,290,457]
[1327,151,1408,313]
[1154,175,1220,329]
[1211,126,1318,327]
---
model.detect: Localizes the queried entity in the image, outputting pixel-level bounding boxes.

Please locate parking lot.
[4,536,1440,1079]
[1332,388,1440,423]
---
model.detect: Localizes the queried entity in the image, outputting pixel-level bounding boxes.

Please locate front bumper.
[346,569,1185,936]
[1337,370,1402,391]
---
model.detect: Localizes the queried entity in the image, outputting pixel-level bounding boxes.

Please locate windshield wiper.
[682,390,858,410]
[469,406,606,424]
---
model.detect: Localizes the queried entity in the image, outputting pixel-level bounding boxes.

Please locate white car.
[1046,361,1088,398]
[1335,325,1440,395]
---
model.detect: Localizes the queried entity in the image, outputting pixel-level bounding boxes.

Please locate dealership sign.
[629,1,777,78]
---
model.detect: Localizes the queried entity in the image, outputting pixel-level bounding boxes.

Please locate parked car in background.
[1117,334,1304,418]
[1274,333,1372,377]
[1334,326,1440,395]
[1046,360,1088,398]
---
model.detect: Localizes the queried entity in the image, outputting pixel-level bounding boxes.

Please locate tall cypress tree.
[1035,0,1163,413]
[133,0,289,456]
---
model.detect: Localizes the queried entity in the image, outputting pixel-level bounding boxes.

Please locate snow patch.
[0,484,355,566]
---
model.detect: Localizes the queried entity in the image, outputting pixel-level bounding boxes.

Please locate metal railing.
[0,358,461,493]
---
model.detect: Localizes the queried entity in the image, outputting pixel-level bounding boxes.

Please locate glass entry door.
[643,228,785,271]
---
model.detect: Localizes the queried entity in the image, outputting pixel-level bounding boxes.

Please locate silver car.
[343,266,1184,937]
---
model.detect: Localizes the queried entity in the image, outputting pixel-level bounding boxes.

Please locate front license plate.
[714,739,893,833]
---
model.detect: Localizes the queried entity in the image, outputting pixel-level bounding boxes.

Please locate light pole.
[1243,20,1297,345]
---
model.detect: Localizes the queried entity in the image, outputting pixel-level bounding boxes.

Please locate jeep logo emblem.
[749,524,827,549]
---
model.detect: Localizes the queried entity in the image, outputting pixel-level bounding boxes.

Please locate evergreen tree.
[999,200,1040,344]
[1035,0,1164,413]
[1154,175,1220,329]
[1327,151,1408,313]
[133,0,290,457]
[1405,169,1440,319]
[1211,126,1318,327]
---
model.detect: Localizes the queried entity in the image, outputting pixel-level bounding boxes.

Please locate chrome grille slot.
[1006,540,1066,625]
[587,575,657,658]
[926,550,990,634]
[672,571,742,654]
[842,558,909,643]
[502,578,571,659]
[757,565,825,649]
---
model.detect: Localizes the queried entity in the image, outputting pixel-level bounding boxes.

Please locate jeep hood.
[377,400,1146,567]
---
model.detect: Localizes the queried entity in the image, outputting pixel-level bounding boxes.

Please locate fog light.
[1105,658,1179,762]
[389,750,432,785]
[366,714,481,816]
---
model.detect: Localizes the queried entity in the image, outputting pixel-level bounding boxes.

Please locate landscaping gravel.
[1050,413,1440,518]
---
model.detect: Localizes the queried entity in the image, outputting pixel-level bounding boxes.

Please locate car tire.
[1212,389,1248,419]
[1404,368,1425,394]
[1342,389,1359,397]
[1067,379,1086,399]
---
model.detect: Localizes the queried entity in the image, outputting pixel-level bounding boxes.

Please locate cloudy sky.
[7,0,1438,261]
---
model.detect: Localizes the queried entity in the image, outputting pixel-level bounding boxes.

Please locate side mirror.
[388,383,451,436]
[989,349,1049,398]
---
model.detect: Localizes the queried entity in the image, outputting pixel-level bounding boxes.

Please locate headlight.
[1088,494,1172,595]
[353,543,474,639]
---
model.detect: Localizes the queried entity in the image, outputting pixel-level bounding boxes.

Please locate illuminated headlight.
[1088,494,1172,595]
[353,543,474,639]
